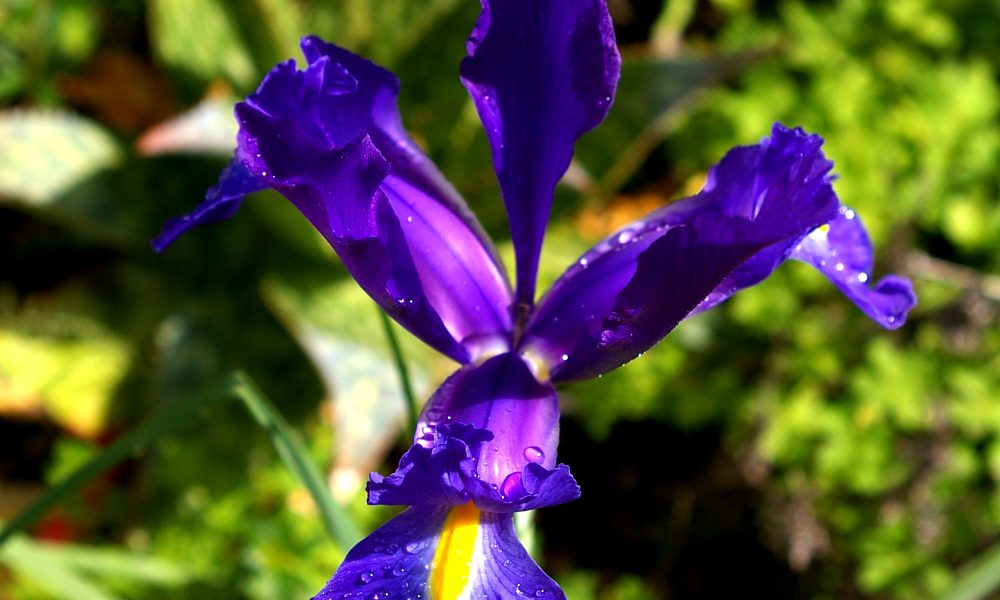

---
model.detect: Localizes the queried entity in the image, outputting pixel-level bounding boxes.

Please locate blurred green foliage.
[1,0,999,599]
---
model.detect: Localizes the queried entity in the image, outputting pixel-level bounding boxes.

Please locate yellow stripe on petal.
[430,502,481,599]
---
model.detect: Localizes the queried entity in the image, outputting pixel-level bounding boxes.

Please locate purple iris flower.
[154,1,916,597]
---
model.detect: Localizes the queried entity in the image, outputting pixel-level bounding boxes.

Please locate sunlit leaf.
[0,327,131,439]
[0,110,121,206]
[263,271,442,501]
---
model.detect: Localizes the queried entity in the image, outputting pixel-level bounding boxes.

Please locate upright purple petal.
[521,125,839,381]
[150,157,266,252]
[313,506,566,600]
[461,0,620,306]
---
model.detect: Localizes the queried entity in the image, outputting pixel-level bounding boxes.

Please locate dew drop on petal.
[858,272,869,283]
[560,354,569,362]
[359,571,375,585]
[404,541,423,554]
[523,446,545,464]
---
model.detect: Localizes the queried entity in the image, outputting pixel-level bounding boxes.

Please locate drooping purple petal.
[367,423,486,507]
[461,0,620,306]
[312,506,566,600]
[417,353,561,483]
[470,511,566,599]
[790,206,916,328]
[521,124,840,381]
[150,157,266,252]
[368,421,580,512]
[690,205,918,330]
[311,505,445,600]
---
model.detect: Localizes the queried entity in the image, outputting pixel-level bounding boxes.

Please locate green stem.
[231,372,360,547]
[377,308,420,435]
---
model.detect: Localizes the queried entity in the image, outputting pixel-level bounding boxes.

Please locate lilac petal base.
[791,206,916,328]
[470,511,566,599]
[312,507,566,600]
[461,0,620,304]
[369,423,580,512]
[150,157,266,252]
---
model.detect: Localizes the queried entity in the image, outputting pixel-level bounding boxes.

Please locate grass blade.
[230,372,361,548]
[0,375,241,547]
[377,308,419,435]
[938,541,1000,600]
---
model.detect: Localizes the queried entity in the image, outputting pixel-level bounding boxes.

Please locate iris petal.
[461,0,620,306]
[523,124,840,381]
[790,207,916,328]
[156,36,514,361]
[313,506,565,600]
[150,157,266,252]
[369,421,580,513]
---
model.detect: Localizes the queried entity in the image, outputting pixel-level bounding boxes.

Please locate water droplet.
[886,315,896,324]
[523,446,545,464]
[579,257,589,269]
[406,216,413,223]
[616,230,633,244]
[535,590,547,597]
[392,565,407,577]
[835,262,845,272]
[843,208,856,220]
[560,353,569,362]
[404,541,423,554]
[359,571,375,585]
[857,272,869,283]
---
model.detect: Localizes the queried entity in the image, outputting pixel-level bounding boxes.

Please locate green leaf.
[0,324,131,439]
[263,271,441,500]
[0,109,120,206]
[938,540,1000,600]
[1,537,121,600]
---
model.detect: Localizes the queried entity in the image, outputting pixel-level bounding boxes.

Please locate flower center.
[430,502,481,599]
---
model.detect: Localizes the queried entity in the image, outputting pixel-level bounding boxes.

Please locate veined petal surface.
[461,0,620,306]
[313,505,566,600]
[522,125,841,381]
